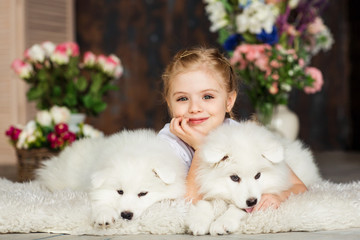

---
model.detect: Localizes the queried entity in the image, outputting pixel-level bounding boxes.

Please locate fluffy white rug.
[0,178,359,235]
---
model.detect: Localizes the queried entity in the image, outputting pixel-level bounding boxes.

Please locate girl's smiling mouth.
[188,117,208,125]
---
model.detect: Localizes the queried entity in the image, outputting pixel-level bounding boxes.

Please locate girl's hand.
[254,168,308,212]
[254,193,282,211]
[169,117,206,150]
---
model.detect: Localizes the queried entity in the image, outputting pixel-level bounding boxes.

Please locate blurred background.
[0,0,358,167]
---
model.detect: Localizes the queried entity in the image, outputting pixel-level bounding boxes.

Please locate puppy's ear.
[91,170,107,189]
[200,147,227,164]
[262,142,284,163]
[152,167,176,185]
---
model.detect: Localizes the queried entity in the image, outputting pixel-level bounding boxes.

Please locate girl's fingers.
[170,117,185,136]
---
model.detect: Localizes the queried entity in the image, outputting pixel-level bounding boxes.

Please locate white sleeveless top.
[157,118,238,170]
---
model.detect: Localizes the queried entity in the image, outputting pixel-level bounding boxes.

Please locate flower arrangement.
[5,106,103,150]
[11,41,124,116]
[203,0,333,124]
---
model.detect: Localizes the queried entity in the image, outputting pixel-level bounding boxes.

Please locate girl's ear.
[226,91,237,112]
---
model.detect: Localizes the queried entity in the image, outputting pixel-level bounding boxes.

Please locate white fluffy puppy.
[36,129,186,227]
[186,121,321,235]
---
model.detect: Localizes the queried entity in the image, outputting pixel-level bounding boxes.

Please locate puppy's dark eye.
[138,192,148,197]
[221,155,229,161]
[255,172,261,180]
[117,190,124,195]
[230,175,240,183]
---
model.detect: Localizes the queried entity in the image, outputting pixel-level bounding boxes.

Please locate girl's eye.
[176,97,188,102]
[138,192,148,197]
[254,172,261,180]
[117,190,124,195]
[203,95,214,100]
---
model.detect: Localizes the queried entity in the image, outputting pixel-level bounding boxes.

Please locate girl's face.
[167,68,236,135]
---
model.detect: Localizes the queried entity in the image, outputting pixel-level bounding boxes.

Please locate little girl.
[158,47,307,211]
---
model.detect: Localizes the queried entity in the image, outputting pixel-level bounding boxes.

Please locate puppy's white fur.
[36,129,186,227]
[186,121,321,235]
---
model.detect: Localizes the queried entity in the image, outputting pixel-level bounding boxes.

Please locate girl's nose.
[189,100,202,113]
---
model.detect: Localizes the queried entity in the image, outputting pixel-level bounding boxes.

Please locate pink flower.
[254,55,269,72]
[62,131,76,142]
[286,25,299,37]
[270,60,281,68]
[307,17,326,35]
[97,54,123,77]
[230,49,247,70]
[269,82,279,95]
[11,59,33,79]
[5,126,22,141]
[298,58,305,68]
[83,51,96,66]
[65,42,80,56]
[51,44,69,64]
[55,123,69,135]
[271,74,279,80]
[304,67,324,94]
[47,132,58,143]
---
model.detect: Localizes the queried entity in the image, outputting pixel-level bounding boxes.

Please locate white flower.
[281,83,292,92]
[41,41,56,57]
[27,44,46,63]
[236,1,278,34]
[289,0,300,9]
[82,124,104,138]
[50,106,71,124]
[204,1,228,32]
[16,121,37,149]
[36,110,52,127]
[50,51,70,65]
[311,27,334,55]
[114,64,124,78]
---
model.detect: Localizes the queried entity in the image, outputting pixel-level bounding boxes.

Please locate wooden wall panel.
[0,0,74,165]
[76,0,220,133]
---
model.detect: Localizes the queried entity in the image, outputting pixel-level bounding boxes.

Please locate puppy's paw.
[209,205,244,235]
[209,217,240,236]
[186,216,212,236]
[91,207,118,228]
[185,200,217,235]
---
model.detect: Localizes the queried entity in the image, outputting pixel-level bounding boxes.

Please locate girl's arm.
[169,117,206,202]
[254,167,307,211]
[184,150,203,202]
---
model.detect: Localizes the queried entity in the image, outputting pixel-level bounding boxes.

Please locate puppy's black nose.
[246,198,257,207]
[121,211,133,220]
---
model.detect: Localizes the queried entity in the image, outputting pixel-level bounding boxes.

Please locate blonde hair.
[162,47,238,118]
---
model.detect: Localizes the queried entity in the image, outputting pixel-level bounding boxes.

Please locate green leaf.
[90,74,104,93]
[27,87,43,100]
[242,32,258,44]
[75,76,88,91]
[52,86,62,97]
[100,83,118,95]
[37,69,48,82]
[92,100,107,114]
[63,92,77,107]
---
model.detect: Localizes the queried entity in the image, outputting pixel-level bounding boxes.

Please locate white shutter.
[0,0,74,165]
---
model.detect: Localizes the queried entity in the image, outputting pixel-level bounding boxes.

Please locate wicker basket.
[15,148,59,182]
